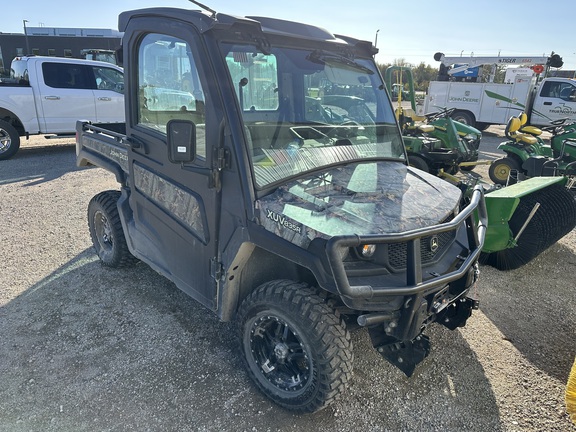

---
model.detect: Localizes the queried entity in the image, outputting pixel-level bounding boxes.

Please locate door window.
[226,52,279,111]
[42,62,92,89]
[540,80,576,101]
[137,33,206,158]
[92,66,124,93]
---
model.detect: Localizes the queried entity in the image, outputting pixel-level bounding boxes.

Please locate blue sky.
[3,0,575,69]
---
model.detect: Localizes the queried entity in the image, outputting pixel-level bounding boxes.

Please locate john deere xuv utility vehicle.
[76,3,488,412]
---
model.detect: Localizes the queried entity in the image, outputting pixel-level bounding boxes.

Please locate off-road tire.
[489,156,522,185]
[88,190,138,268]
[237,280,353,413]
[0,119,21,160]
[408,154,430,173]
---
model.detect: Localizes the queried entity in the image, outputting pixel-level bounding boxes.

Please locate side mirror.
[167,119,196,163]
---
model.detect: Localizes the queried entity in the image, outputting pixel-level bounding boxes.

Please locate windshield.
[221,44,404,189]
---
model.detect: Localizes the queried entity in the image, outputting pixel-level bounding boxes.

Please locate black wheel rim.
[94,210,114,252]
[249,315,312,392]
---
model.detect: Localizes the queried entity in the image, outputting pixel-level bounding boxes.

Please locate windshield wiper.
[307,50,374,75]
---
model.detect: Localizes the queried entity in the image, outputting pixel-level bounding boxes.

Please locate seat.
[505,115,538,145]
[518,112,542,136]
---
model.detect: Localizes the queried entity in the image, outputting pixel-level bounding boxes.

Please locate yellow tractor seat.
[516,134,539,145]
[505,115,539,145]
[520,125,543,136]
[401,108,427,122]
[518,112,543,136]
[418,124,435,133]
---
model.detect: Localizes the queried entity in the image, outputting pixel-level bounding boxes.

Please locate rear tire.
[88,190,138,268]
[237,280,353,413]
[408,154,430,173]
[489,156,522,185]
[0,119,21,160]
[451,111,475,127]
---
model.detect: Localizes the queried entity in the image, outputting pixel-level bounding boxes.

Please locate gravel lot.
[1,131,576,431]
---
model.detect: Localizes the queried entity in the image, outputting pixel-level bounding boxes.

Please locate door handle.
[126,136,149,154]
[44,96,60,100]
[544,102,552,105]
[98,97,112,101]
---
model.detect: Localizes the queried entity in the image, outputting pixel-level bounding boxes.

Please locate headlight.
[358,244,376,258]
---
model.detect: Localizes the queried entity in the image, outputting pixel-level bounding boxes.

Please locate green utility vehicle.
[76,4,488,412]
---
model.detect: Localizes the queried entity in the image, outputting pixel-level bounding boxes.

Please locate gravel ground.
[1,132,576,431]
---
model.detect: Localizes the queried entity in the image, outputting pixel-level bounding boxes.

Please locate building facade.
[0,27,122,75]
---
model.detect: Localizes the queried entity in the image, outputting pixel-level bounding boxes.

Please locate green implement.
[481,176,576,270]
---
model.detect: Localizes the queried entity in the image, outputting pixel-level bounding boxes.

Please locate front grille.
[388,230,455,270]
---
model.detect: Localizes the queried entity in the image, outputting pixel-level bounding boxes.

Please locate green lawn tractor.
[384,66,481,174]
[489,114,576,187]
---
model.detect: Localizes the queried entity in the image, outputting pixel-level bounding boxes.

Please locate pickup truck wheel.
[0,119,20,160]
[237,280,353,413]
[451,111,475,127]
[88,190,138,268]
[489,157,522,185]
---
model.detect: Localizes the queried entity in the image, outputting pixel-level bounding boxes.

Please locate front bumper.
[325,185,487,302]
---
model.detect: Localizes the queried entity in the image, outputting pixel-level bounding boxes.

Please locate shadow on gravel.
[479,242,576,382]
[0,144,90,187]
[0,250,503,431]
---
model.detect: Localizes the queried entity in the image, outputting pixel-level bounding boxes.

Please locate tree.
[412,62,437,91]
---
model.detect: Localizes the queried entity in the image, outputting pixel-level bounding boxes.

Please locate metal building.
[0,27,122,75]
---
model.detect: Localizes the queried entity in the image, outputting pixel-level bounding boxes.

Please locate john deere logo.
[465,91,470,97]
[429,236,439,252]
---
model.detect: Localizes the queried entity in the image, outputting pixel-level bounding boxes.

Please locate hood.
[256,161,461,248]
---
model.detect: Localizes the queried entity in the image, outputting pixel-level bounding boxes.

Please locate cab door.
[91,65,125,123]
[124,28,221,310]
[533,79,576,125]
[36,61,97,133]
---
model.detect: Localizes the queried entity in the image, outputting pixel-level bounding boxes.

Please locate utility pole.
[23,20,30,55]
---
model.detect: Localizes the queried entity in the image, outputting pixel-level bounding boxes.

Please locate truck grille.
[388,230,455,270]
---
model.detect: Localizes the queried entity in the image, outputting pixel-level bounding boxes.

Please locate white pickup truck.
[417,53,576,129]
[0,56,124,160]
[418,76,576,129]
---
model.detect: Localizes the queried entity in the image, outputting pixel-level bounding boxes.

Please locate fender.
[497,142,529,162]
[0,92,42,135]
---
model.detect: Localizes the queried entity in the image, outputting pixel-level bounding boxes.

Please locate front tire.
[0,119,21,160]
[237,280,353,413]
[489,156,522,185]
[88,190,138,267]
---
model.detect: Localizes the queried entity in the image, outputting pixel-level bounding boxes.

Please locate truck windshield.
[221,44,404,189]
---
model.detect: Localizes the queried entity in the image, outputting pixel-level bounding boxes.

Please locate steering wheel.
[425,107,456,122]
[326,120,361,139]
